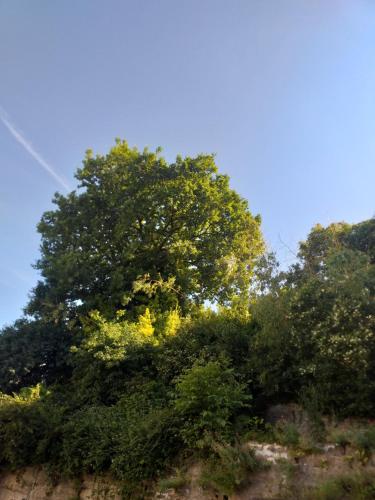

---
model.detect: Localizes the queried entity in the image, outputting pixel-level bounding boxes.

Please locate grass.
[275,422,301,447]
[278,458,297,479]
[330,424,375,462]
[277,458,300,499]
[157,469,188,492]
[331,430,351,451]
[353,427,375,455]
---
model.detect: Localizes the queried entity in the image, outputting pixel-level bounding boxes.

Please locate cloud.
[0,106,71,192]
[0,266,32,289]
[8,267,34,286]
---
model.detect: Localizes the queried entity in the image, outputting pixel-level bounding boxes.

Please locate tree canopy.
[252,218,375,414]
[27,140,263,320]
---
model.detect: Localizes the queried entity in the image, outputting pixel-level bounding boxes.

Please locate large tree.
[27,140,263,319]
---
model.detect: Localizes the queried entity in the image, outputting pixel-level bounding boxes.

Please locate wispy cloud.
[0,266,33,290]
[8,267,34,286]
[0,106,71,192]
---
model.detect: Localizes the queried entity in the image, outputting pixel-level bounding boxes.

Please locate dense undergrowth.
[0,142,374,498]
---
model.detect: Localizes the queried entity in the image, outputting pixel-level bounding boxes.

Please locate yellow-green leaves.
[73,310,157,366]
[163,308,181,337]
[137,308,154,337]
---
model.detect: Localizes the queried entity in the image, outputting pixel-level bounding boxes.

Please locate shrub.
[352,426,375,457]
[200,442,261,495]
[57,380,180,483]
[275,423,300,448]
[155,310,256,386]
[0,385,64,468]
[58,405,120,475]
[111,406,181,484]
[331,431,351,452]
[173,358,251,448]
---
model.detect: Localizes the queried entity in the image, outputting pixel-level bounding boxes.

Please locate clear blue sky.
[1,0,374,326]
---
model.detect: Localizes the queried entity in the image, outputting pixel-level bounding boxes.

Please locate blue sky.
[1,0,374,326]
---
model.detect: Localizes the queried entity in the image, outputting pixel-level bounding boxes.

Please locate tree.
[27,139,263,320]
[295,218,375,277]
[0,319,71,393]
[288,247,375,415]
[251,219,375,415]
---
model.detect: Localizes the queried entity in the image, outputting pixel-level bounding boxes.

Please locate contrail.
[0,106,71,192]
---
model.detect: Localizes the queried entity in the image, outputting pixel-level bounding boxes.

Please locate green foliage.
[331,431,351,451]
[0,385,64,468]
[58,400,180,484]
[352,427,375,456]
[156,309,256,385]
[298,219,375,274]
[0,378,180,489]
[328,424,375,461]
[307,473,375,500]
[291,248,375,415]
[251,289,296,401]
[275,422,300,448]
[157,470,188,493]
[0,318,71,393]
[111,406,180,484]
[251,218,375,416]
[58,405,121,475]
[200,442,261,495]
[72,310,156,367]
[28,139,263,320]
[174,358,251,447]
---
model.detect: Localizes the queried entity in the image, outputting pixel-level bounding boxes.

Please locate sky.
[1,0,375,327]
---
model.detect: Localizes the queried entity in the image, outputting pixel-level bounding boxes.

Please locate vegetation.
[28,139,263,321]
[199,442,261,495]
[307,473,375,500]
[0,139,374,497]
[157,470,188,493]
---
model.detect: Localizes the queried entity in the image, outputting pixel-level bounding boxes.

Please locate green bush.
[352,426,375,456]
[110,406,181,484]
[174,358,251,448]
[58,405,120,475]
[0,385,64,468]
[200,442,261,495]
[275,423,300,448]
[155,311,256,385]
[331,431,351,452]
[57,380,180,483]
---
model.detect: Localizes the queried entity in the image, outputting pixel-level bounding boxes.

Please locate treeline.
[0,140,374,496]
